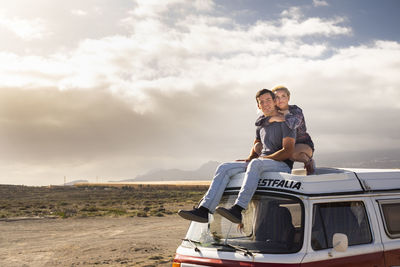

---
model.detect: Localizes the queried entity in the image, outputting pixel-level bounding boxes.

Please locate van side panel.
[301,197,385,267]
[174,254,301,267]
[384,248,400,266]
[372,196,400,267]
[380,228,400,266]
[300,251,385,267]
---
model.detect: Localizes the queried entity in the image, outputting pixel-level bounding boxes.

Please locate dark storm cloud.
[0,87,256,166]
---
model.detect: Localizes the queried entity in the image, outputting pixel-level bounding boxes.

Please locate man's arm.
[237,139,261,162]
[261,137,295,161]
[268,114,285,123]
[247,139,261,161]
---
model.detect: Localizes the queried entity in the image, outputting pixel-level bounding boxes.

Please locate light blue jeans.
[199,158,291,212]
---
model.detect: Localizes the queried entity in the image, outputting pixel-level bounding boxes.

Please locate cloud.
[279,8,350,37]
[0,1,399,184]
[0,11,50,40]
[1,4,348,101]
[71,9,88,16]
[313,0,329,7]
[0,86,252,160]
[0,86,255,185]
[0,2,397,116]
[130,0,187,18]
[194,0,215,11]
[0,3,395,115]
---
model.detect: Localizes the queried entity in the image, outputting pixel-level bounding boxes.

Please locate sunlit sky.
[1,0,400,185]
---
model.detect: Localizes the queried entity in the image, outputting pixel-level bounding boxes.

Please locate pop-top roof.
[225,167,400,196]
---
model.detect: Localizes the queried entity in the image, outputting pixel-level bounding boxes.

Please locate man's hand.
[261,137,295,161]
[235,158,253,162]
[268,115,285,123]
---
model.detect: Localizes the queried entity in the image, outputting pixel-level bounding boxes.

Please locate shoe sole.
[215,207,241,224]
[178,210,208,223]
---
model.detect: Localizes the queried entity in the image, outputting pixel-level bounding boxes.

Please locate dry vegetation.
[0,183,208,219]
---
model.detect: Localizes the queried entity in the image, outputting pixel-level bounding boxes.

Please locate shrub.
[136,211,148,217]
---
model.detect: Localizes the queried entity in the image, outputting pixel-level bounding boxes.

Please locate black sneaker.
[216,206,242,224]
[178,207,209,223]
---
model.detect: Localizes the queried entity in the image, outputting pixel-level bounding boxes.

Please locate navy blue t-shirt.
[255,116,296,168]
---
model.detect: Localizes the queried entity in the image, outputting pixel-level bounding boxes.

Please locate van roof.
[226,167,400,196]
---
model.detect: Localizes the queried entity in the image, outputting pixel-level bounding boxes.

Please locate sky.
[1,0,400,185]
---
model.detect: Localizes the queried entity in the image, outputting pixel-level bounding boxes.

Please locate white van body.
[173,168,400,267]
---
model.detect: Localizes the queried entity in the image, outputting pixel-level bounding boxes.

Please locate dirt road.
[0,215,191,266]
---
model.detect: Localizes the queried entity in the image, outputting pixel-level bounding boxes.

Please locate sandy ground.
[0,215,191,267]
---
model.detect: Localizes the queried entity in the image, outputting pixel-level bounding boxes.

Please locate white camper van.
[173,168,400,267]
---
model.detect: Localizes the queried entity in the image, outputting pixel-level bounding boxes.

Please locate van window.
[311,201,372,250]
[184,193,304,254]
[379,200,400,238]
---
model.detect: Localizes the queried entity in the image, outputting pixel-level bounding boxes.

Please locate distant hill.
[63,180,88,186]
[315,149,400,169]
[112,149,400,183]
[118,161,220,182]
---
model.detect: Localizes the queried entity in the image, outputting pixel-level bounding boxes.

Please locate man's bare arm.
[237,139,261,162]
[246,140,260,161]
[261,137,295,161]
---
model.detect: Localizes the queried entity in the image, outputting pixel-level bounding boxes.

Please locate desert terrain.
[0,183,208,266]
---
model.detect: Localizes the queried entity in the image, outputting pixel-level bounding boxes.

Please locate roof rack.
[225,167,400,196]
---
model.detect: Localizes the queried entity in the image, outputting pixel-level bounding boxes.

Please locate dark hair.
[256,88,275,103]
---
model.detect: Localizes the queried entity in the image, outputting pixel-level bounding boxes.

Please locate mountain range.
[113,149,399,183]
[117,161,220,182]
